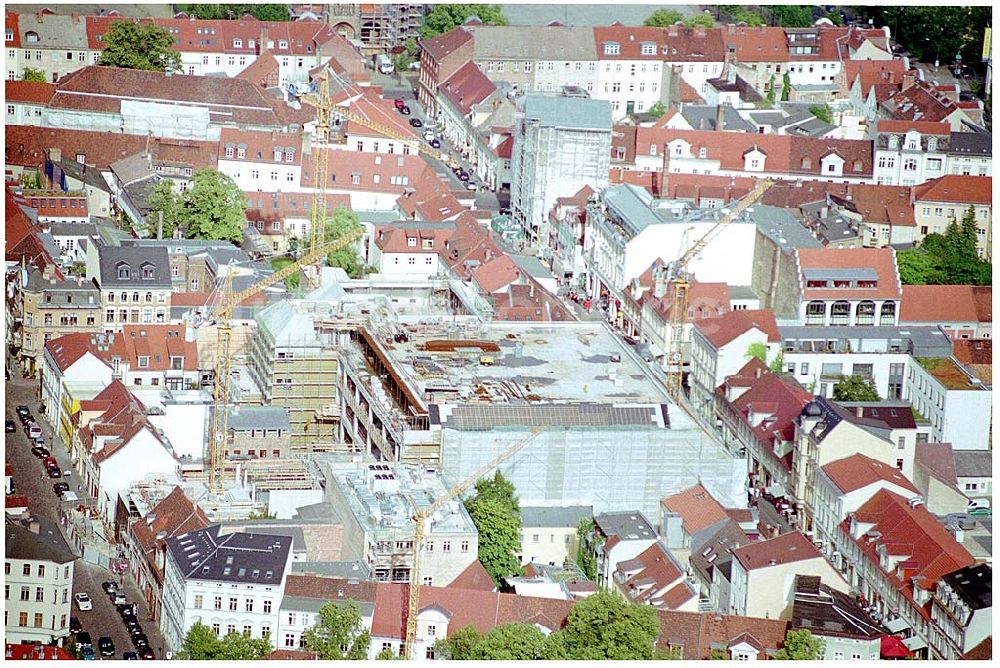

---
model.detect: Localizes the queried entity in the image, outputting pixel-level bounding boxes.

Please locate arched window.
[855,300,875,325]
[830,300,850,325]
[806,301,826,325]
[880,301,896,326]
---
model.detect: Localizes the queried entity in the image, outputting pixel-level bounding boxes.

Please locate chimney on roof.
[48,147,61,164]
[902,71,915,91]
[28,519,40,534]
[715,104,725,131]
[36,9,44,22]
[661,139,671,197]
[668,24,678,38]
[856,406,864,418]
[260,27,269,55]
[726,66,737,85]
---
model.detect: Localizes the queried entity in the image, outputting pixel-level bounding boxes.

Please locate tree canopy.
[685,14,715,29]
[471,623,547,660]
[721,6,767,27]
[421,5,507,39]
[97,21,182,72]
[832,375,881,402]
[765,5,815,27]
[433,625,483,660]
[576,518,597,580]
[178,4,291,21]
[540,591,660,660]
[852,6,991,67]
[643,9,684,27]
[177,623,271,660]
[174,169,246,243]
[774,629,825,660]
[464,472,522,587]
[146,180,182,239]
[22,67,46,82]
[301,601,370,660]
[897,207,991,285]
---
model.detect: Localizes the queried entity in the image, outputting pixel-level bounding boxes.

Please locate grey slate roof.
[97,244,172,289]
[46,222,98,238]
[688,520,751,586]
[291,560,370,579]
[594,511,656,541]
[465,24,598,61]
[940,564,992,610]
[508,254,554,280]
[791,575,884,639]
[24,267,100,299]
[948,131,991,157]
[17,13,90,49]
[751,204,822,253]
[227,406,290,432]
[59,158,113,192]
[167,525,292,584]
[952,451,992,478]
[681,105,755,133]
[521,95,613,131]
[111,153,157,186]
[6,518,76,564]
[521,505,593,528]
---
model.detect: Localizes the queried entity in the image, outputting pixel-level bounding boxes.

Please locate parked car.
[139,648,156,660]
[465,182,477,191]
[429,139,441,149]
[5,420,15,432]
[128,624,144,638]
[457,171,470,182]
[123,652,139,660]
[101,581,118,595]
[75,631,93,651]
[409,118,422,127]
[399,105,411,115]
[15,405,30,417]
[117,602,134,618]
[26,421,42,439]
[111,592,127,606]
[18,411,32,425]
[42,456,57,468]
[74,592,93,611]
[53,482,70,496]
[394,98,406,110]
[69,616,83,634]
[32,446,50,459]
[46,467,62,479]
[81,649,96,661]
[132,634,149,650]
[98,637,115,657]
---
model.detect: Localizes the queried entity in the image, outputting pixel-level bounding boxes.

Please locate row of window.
[225,449,282,458]
[107,291,164,303]
[8,611,67,631]
[6,584,68,604]
[194,594,272,613]
[224,146,295,162]
[6,563,70,578]
[104,308,167,324]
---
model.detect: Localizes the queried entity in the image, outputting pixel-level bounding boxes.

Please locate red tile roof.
[963,636,992,660]
[875,120,951,135]
[5,495,30,509]
[616,542,687,608]
[51,66,286,127]
[234,49,280,88]
[110,325,199,372]
[5,643,76,660]
[495,134,513,159]
[4,80,57,106]
[723,25,789,62]
[662,484,730,536]
[374,226,454,253]
[828,184,915,228]
[952,339,991,367]
[912,175,992,206]
[130,486,210,584]
[732,531,822,571]
[5,125,218,171]
[822,453,919,495]
[448,559,496,591]
[6,11,21,48]
[880,79,965,123]
[340,90,419,141]
[594,26,669,60]
[641,280,730,323]
[844,59,907,96]
[283,574,377,603]
[45,332,113,373]
[901,285,990,324]
[797,247,901,300]
[471,254,520,294]
[301,148,433,195]
[419,26,472,62]
[694,309,781,349]
[414,191,464,222]
[219,127,304,166]
[439,61,496,116]
[914,442,957,488]
[844,489,974,612]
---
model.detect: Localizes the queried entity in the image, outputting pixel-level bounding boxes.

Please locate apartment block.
[4,518,76,645]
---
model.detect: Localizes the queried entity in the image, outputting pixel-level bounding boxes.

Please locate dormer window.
[284,150,294,163]
[273,149,282,161]
[604,42,620,56]
[233,39,243,48]
[237,145,246,159]
[279,40,288,49]
[138,356,149,368]
[225,144,234,158]
[640,42,656,56]
[801,157,812,169]
[407,236,417,247]
[888,135,899,149]
[141,263,154,279]
[25,31,39,43]
[927,137,938,151]
[117,263,131,280]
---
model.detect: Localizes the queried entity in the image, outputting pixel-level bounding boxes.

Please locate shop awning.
[902,636,928,651]
[880,635,912,659]
[885,618,910,633]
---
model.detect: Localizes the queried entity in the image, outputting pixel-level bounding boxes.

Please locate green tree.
[647,101,667,118]
[809,103,833,124]
[301,601,371,660]
[271,257,302,291]
[576,517,598,580]
[766,5,815,27]
[473,470,518,512]
[769,352,785,374]
[177,168,246,243]
[470,623,546,660]
[710,647,731,659]
[745,341,768,363]
[319,206,365,277]
[465,496,521,586]
[896,248,944,285]
[375,647,401,660]
[765,74,776,104]
[22,67,46,82]
[824,11,844,26]
[832,375,881,402]
[177,622,223,659]
[540,591,660,660]
[147,180,181,239]
[179,4,290,20]
[98,21,182,72]
[179,4,225,19]
[897,208,991,286]
[774,629,825,660]
[781,71,791,101]
[851,7,990,69]
[721,6,767,27]
[421,5,507,39]
[643,9,684,27]
[684,14,715,28]
[217,632,272,660]
[433,625,483,660]
[392,38,419,72]
[242,4,290,21]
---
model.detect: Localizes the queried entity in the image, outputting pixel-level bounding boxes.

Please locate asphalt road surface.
[5,362,165,659]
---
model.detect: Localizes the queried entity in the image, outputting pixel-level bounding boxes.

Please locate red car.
[42,456,58,469]
[393,98,405,110]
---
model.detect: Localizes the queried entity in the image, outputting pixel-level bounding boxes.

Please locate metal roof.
[521,505,594,528]
[227,406,290,432]
[438,403,668,430]
[521,95,613,131]
[802,267,879,281]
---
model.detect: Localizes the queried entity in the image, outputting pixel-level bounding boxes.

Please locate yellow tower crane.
[403,428,544,658]
[664,178,774,399]
[206,230,363,496]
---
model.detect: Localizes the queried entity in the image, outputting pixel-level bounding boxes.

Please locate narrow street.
[5,359,165,659]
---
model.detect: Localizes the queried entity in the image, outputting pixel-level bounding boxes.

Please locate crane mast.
[665,178,774,399]
[403,428,544,658]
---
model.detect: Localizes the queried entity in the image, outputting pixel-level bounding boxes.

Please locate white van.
[27,422,42,439]
[61,491,79,504]
[377,54,394,75]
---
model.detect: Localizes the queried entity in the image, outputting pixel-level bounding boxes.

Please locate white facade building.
[160,526,293,654]
[905,357,992,451]
[4,519,76,645]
